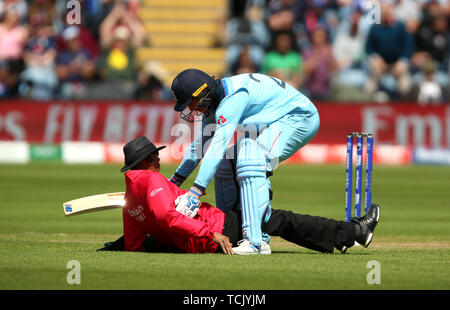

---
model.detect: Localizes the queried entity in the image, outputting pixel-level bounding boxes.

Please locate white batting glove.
[175,186,202,218]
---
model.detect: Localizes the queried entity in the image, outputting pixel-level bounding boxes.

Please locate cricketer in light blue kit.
[169,69,320,255]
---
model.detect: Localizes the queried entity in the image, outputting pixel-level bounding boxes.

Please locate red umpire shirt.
[123,169,225,253]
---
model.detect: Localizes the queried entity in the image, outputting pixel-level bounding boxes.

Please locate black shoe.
[351,204,381,248]
[335,244,348,254]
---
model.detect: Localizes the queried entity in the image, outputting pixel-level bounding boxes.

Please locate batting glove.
[169,173,185,187]
[175,186,203,218]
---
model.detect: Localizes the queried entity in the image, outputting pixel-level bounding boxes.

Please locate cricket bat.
[63,192,125,216]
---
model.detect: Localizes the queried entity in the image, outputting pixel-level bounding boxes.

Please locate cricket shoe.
[232,239,271,255]
[351,203,381,248]
[335,244,348,254]
[260,240,271,255]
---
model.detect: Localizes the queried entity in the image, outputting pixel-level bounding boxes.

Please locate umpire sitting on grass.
[99,136,380,254]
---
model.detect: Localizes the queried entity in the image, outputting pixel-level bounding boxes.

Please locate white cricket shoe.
[232,239,271,255]
[260,240,271,255]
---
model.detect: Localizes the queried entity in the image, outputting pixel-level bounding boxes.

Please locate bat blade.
[63,192,125,216]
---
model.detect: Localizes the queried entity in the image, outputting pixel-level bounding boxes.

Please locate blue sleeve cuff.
[174,172,186,180]
[193,183,206,193]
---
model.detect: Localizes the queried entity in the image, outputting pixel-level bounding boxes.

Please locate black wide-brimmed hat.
[120,136,166,172]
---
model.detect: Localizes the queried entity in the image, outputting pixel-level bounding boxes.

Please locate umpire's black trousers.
[220,209,356,253]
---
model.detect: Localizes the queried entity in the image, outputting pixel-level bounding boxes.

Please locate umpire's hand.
[213,232,233,255]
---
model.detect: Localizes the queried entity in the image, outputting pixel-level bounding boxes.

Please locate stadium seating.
[137,0,227,84]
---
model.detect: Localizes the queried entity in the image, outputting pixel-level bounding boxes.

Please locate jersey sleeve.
[123,207,147,252]
[175,114,214,178]
[148,173,218,239]
[193,89,249,190]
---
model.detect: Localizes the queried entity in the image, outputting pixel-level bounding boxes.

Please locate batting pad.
[236,138,271,246]
[214,158,240,213]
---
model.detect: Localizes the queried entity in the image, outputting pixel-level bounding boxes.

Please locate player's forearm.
[174,122,208,178]
[175,158,200,180]
[173,155,200,184]
[192,124,236,190]
[192,157,222,191]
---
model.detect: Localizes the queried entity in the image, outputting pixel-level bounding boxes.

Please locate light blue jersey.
[176,73,318,190]
[221,73,317,125]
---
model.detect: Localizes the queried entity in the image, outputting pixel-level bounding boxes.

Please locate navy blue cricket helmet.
[171,69,216,112]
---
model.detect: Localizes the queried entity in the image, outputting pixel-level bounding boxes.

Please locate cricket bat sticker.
[63,192,125,216]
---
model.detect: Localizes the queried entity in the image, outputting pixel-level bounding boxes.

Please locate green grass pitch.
[0,162,449,290]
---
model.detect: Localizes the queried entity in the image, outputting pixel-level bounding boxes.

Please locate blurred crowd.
[226,0,449,103]
[0,0,170,100]
[0,0,448,104]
